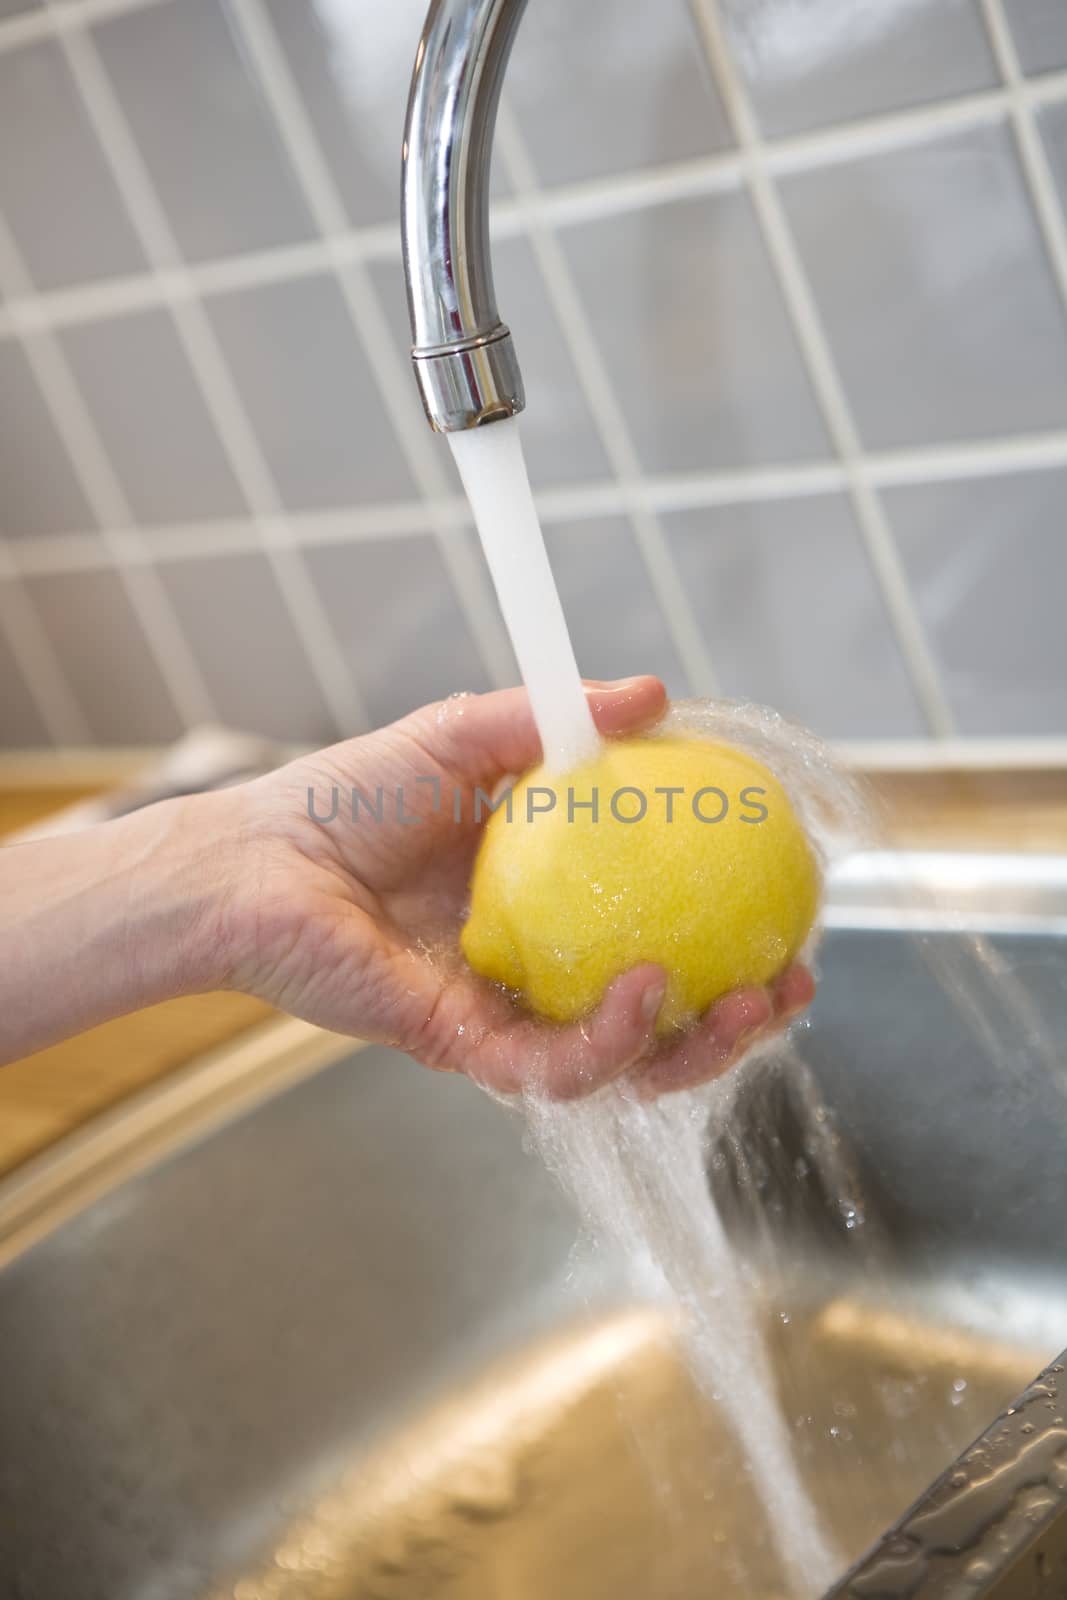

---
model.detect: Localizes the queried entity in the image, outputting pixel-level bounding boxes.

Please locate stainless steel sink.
[3,851,1067,1599]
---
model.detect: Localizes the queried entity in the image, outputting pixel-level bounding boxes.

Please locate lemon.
[461,735,819,1033]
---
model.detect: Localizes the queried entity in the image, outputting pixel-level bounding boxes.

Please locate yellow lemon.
[461,735,819,1032]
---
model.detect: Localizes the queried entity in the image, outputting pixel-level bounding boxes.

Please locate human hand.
[222,677,815,1099]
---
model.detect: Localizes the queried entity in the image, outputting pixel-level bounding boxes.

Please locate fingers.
[771,961,816,1019]
[464,964,667,1100]
[633,961,816,1099]
[439,957,815,1103]
[421,676,667,786]
[633,986,774,1099]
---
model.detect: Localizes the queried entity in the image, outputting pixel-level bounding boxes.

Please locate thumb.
[414,676,668,786]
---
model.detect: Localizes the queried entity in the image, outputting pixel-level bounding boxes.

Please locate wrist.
[147,785,253,1000]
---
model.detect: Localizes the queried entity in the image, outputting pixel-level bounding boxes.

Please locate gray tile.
[483,236,612,487]
[561,193,830,473]
[0,606,51,748]
[780,122,1067,450]
[304,535,491,727]
[665,496,926,739]
[92,0,314,262]
[1038,101,1067,230]
[158,552,337,742]
[59,310,245,526]
[884,468,1067,736]
[543,518,688,695]
[0,41,146,291]
[205,273,416,509]
[506,0,732,186]
[364,251,409,349]
[0,342,94,539]
[1003,0,1067,74]
[263,0,496,228]
[24,568,183,743]
[722,0,996,139]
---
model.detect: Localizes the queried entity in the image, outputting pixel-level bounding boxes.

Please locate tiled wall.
[2,0,1067,751]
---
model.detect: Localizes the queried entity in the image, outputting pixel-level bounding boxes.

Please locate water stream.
[448,419,599,773]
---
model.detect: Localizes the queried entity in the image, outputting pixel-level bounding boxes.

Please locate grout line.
[863,428,1067,486]
[629,461,849,513]
[764,84,1011,175]
[979,0,1067,325]
[227,0,517,691]
[0,230,406,344]
[0,0,172,56]
[50,7,371,738]
[690,0,958,740]
[0,537,89,744]
[0,208,217,733]
[518,148,744,226]
[494,103,721,697]
[11,531,229,576]
[10,425,1067,581]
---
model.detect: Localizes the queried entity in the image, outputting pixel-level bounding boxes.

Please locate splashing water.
[448,418,599,772]
[523,1077,841,1593]
[510,701,863,1596]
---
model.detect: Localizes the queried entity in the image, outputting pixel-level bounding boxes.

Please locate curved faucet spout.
[402,0,529,432]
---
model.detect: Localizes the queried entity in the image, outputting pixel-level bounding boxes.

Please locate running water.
[523,1078,841,1593]
[449,418,599,772]
[449,419,858,1592]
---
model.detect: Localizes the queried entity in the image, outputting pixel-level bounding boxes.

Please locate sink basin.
[2,852,1067,1598]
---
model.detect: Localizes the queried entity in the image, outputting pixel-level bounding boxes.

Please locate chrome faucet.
[402,0,529,433]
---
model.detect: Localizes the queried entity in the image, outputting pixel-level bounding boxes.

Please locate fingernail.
[641,981,666,1025]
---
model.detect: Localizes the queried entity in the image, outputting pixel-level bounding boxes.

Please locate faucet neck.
[402,0,529,432]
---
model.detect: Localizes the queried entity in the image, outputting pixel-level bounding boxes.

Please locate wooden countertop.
[2,760,1067,1182]
[863,767,1067,853]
